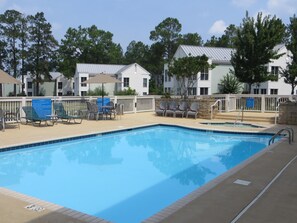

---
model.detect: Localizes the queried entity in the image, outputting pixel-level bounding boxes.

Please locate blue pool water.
[0,125,275,223]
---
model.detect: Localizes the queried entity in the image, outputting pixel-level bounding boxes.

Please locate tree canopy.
[27,12,58,95]
[58,25,123,78]
[168,55,210,98]
[204,24,236,48]
[231,12,286,93]
[281,15,297,95]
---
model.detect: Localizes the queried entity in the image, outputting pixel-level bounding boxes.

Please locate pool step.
[214,112,276,124]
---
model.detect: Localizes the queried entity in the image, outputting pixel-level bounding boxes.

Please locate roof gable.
[117,63,150,75]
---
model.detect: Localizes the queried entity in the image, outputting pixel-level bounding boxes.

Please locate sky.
[0,0,296,50]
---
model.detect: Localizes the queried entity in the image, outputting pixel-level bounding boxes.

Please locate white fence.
[0,94,295,118]
[206,94,295,113]
[0,96,158,118]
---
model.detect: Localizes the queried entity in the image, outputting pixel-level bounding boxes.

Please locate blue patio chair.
[22,106,53,126]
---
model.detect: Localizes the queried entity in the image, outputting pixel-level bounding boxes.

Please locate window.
[28,92,32,96]
[143,92,147,95]
[27,82,32,89]
[188,87,197,95]
[271,66,279,81]
[261,89,267,95]
[165,87,171,93]
[58,82,63,89]
[253,89,259,94]
[143,78,147,88]
[164,70,171,82]
[200,68,209,80]
[81,77,87,87]
[124,78,129,87]
[200,87,208,95]
[81,91,87,96]
[58,92,63,96]
[270,89,278,95]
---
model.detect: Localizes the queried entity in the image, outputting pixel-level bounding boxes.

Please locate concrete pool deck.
[0,112,296,223]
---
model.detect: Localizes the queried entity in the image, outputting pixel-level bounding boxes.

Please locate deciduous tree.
[59,25,123,78]
[281,15,297,95]
[124,40,150,65]
[231,12,285,93]
[168,55,211,98]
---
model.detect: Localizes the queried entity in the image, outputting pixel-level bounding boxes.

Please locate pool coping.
[0,123,282,223]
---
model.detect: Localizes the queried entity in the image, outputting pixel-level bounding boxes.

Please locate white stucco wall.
[211,64,233,94]
[252,46,295,95]
[120,64,150,96]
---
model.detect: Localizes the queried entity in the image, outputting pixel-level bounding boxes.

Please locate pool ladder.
[269,127,294,145]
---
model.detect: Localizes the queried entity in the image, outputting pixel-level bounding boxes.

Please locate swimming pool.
[0,125,276,223]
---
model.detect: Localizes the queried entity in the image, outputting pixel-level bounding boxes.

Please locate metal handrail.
[269,127,294,145]
[234,106,244,125]
[210,99,222,119]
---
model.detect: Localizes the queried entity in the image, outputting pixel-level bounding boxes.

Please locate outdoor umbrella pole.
[102,83,104,106]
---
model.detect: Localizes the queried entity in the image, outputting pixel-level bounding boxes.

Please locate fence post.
[261,95,265,113]
[134,96,137,113]
[20,97,26,118]
[225,94,230,112]
[114,96,117,105]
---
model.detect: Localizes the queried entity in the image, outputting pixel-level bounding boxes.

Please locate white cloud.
[208,20,227,35]
[267,0,296,15]
[232,0,257,7]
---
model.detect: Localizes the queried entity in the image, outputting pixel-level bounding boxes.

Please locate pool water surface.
[0,125,275,223]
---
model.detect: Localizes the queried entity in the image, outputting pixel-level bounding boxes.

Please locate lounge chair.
[53,103,82,124]
[165,101,178,117]
[175,101,188,118]
[186,102,199,119]
[155,101,167,116]
[86,101,103,120]
[22,106,53,126]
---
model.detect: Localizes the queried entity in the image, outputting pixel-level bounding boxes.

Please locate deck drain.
[25,204,45,212]
[233,179,251,186]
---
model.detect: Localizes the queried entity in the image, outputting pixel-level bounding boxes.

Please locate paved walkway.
[0,112,296,223]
